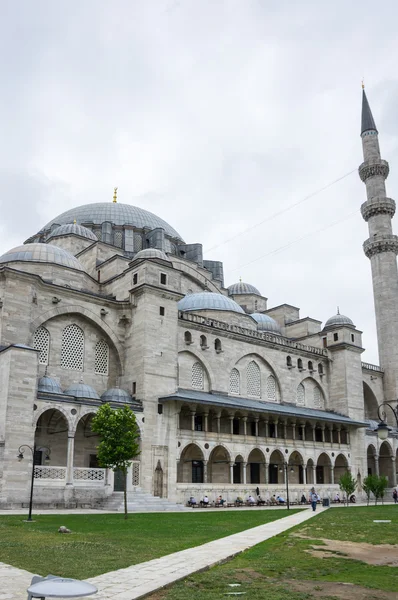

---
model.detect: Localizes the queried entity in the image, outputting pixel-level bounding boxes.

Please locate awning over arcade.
[159,389,368,427]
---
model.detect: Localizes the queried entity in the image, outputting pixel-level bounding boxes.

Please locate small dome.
[251,313,282,334]
[101,388,134,404]
[324,313,355,329]
[64,382,100,399]
[133,248,170,262]
[178,292,245,314]
[228,282,261,296]
[38,375,63,394]
[48,223,97,241]
[0,243,84,271]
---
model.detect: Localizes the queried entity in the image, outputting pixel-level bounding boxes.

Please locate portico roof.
[159,389,367,427]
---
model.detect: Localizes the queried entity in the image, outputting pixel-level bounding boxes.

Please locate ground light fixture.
[17,444,51,521]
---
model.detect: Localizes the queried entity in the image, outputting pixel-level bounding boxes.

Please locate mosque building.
[0,90,396,510]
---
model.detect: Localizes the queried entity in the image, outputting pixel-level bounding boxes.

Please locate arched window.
[192,362,204,390]
[318,363,324,375]
[95,339,109,375]
[184,331,192,345]
[229,368,240,394]
[61,324,84,371]
[247,361,261,397]
[286,356,292,367]
[297,358,303,370]
[215,338,222,353]
[254,300,258,311]
[296,383,305,406]
[33,326,50,365]
[313,386,321,408]
[200,335,208,350]
[266,375,276,401]
[308,361,313,372]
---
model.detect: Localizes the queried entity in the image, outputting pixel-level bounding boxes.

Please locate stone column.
[313,465,317,485]
[321,426,325,443]
[254,418,259,437]
[302,464,307,485]
[283,421,287,440]
[66,431,75,486]
[229,461,234,484]
[204,412,208,433]
[229,415,234,435]
[190,411,196,432]
[337,428,341,446]
[312,425,316,442]
[329,425,334,445]
[346,430,350,445]
[216,412,221,434]
[242,416,247,436]
[330,465,335,485]
[203,460,208,483]
[264,419,269,438]
[242,462,247,485]
[274,420,279,439]
[292,422,296,440]
[264,462,269,484]
[301,424,305,441]
[375,456,379,476]
[392,457,397,487]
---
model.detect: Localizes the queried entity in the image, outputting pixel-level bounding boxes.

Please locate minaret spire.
[361,87,378,135]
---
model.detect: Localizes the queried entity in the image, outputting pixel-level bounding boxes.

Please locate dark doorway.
[89,454,100,468]
[269,463,279,484]
[114,469,125,491]
[192,460,204,483]
[233,462,241,484]
[233,419,240,435]
[250,463,260,484]
[298,465,304,484]
[316,466,324,484]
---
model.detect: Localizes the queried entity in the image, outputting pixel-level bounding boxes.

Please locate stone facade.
[0,92,397,510]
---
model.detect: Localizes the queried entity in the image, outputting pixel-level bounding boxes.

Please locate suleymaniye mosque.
[0,89,397,511]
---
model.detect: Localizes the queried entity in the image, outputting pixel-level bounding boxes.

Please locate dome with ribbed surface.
[228,282,261,296]
[40,202,183,241]
[38,375,63,394]
[178,292,245,314]
[101,388,134,404]
[48,223,97,241]
[64,383,100,399]
[133,248,170,262]
[251,313,282,334]
[0,243,84,271]
[324,313,355,328]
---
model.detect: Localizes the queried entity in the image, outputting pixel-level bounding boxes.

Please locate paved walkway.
[0,507,324,600]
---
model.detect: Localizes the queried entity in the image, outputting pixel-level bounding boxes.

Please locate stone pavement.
[0,507,324,600]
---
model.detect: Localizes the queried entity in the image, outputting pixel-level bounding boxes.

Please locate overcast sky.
[1,0,398,364]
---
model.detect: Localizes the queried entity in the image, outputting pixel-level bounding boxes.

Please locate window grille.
[61,324,84,371]
[93,228,102,241]
[229,368,240,394]
[134,234,143,252]
[266,375,276,401]
[192,362,204,389]
[313,386,321,408]
[33,326,50,365]
[296,383,305,406]
[95,339,109,374]
[114,230,123,248]
[247,361,261,397]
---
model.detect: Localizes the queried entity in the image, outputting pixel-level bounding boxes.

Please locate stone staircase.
[97,489,190,512]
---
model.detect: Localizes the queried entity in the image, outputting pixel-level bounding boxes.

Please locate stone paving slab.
[0,507,324,599]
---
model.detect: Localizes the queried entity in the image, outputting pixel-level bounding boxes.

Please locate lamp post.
[17,445,50,522]
[279,461,295,510]
[375,401,398,440]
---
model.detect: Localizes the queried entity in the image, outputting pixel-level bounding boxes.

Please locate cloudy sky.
[1,0,398,363]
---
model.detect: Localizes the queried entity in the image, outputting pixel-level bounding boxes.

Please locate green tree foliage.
[91,403,140,519]
[338,471,357,506]
[363,474,389,505]
[362,475,374,506]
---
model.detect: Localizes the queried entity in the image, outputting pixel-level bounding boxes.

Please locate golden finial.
[361,79,365,90]
[73,219,76,224]
[113,187,118,203]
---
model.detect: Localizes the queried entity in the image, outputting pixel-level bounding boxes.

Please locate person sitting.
[216,495,225,506]
[349,494,356,504]
[235,496,243,506]
[201,495,209,507]
[257,495,265,505]
[270,495,279,505]
[188,496,197,506]
[334,493,341,503]
[276,495,285,504]
[247,495,255,505]
[300,494,307,504]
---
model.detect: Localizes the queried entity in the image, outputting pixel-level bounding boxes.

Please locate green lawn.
[149,506,398,600]
[0,509,295,578]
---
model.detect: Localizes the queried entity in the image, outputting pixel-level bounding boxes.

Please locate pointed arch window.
[95,339,109,375]
[229,368,240,394]
[192,362,204,390]
[296,383,305,406]
[61,324,84,371]
[247,361,261,397]
[266,375,276,401]
[33,326,50,365]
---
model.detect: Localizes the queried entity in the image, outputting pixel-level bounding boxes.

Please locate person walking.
[393,489,398,504]
[310,487,317,512]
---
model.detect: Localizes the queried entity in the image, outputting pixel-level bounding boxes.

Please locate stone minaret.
[360,87,398,402]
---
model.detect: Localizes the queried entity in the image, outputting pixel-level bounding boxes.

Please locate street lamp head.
[290,467,295,473]
[44,454,50,465]
[17,452,24,462]
[376,421,390,440]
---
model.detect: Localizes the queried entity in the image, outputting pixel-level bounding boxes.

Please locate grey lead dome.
[324,313,355,328]
[101,388,134,403]
[0,243,84,271]
[41,202,184,241]
[251,313,281,334]
[133,248,170,262]
[178,292,245,314]
[228,282,261,296]
[48,223,97,241]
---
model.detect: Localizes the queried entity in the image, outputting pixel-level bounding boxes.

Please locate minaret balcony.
[361,197,396,221]
[363,234,398,258]
[359,159,389,182]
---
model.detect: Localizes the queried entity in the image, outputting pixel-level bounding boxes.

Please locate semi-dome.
[101,388,134,404]
[0,243,84,271]
[324,312,355,329]
[64,382,100,399]
[48,223,97,241]
[178,292,245,314]
[38,375,63,395]
[132,248,170,262]
[40,202,184,241]
[251,313,282,334]
[228,282,261,296]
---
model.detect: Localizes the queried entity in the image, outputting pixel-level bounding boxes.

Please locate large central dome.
[41,202,184,241]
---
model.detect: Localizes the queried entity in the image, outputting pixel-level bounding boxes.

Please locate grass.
[0,509,295,578]
[148,506,398,600]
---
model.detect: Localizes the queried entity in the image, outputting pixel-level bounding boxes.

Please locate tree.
[91,403,140,519]
[363,474,389,505]
[376,475,389,505]
[339,471,357,506]
[362,475,375,506]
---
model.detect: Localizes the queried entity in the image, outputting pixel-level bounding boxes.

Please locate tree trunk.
[123,468,128,519]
